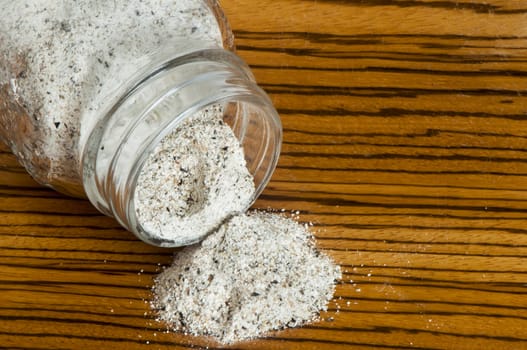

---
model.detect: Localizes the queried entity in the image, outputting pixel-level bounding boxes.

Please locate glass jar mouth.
[128,95,282,247]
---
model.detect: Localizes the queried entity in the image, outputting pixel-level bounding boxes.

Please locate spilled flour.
[143,105,341,344]
[152,211,341,344]
[135,105,255,246]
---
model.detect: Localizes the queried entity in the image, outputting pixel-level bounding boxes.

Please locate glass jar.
[0,1,282,246]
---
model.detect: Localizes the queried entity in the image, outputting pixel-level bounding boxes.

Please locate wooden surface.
[1,0,527,349]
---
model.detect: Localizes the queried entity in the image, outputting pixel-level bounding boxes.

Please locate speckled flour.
[135,105,255,245]
[152,211,341,344]
[0,0,222,187]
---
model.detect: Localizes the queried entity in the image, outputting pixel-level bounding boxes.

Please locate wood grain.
[1,0,527,349]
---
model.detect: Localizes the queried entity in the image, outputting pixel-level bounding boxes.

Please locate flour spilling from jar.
[141,105,341,343]
[0,0,341,344]
[137,105,340,343]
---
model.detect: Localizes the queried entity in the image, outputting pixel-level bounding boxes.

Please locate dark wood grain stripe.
[281,128,527,139]
[302,324,527,342]
[283,141,527,153]
[253,65,527,77]
[276,165,527,176]
[0,331,212,349]
[312,0,527,15]
[259,194,527,214]
[268,180,527,193]
[337,294,527,310]
[0,246,169,256]
[234,30,527,41]
[0,210,104,217]
[325,246,527,258]
[282,152,527,163]
[237,46,527,63]
[262,84,527,97]
[277,108,527,121]
[318,236,527,249]
[266,188,527,203]
[334,280,527,295]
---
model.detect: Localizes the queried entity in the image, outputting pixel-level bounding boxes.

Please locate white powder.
[152,211,341,344]
[0,0,223,188]
[135,105,255,246]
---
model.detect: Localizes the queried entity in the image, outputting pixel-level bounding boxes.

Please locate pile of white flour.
[152,211,341,344]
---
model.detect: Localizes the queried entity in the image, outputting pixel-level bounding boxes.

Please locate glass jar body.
[83,47,282,247]
[0,0,234,197]
[0,1,282,247]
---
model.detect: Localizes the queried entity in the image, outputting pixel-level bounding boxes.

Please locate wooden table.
[1,1,526,349]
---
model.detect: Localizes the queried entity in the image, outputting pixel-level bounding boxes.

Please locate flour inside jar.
[134,104,255,245]
[0,0,223,190]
